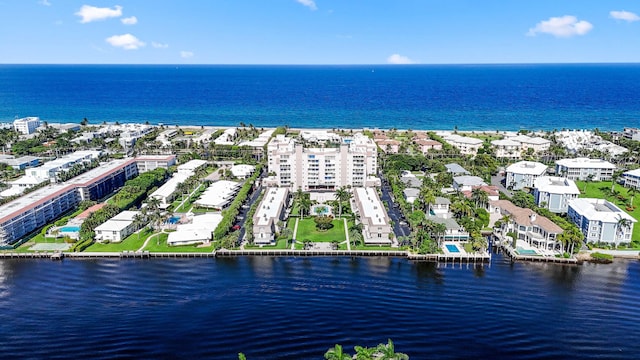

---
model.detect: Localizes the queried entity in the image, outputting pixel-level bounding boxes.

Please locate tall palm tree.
[627,186,638,207]
[334,186,350,219]
[132,213,146,241]
[616,216,632,242]
[375,339,409,360]
[324,344,351,360]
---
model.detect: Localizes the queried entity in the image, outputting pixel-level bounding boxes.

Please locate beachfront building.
[267,133,378,191]
[353,187,392,244]
[623,127,640,141]
[453,176,487,192]
[441,134,483,155]
[491,200,563,250]
[555,130,628,158]
[177,159,208,175]
[555,158,616,181]
[27,150,102,182]
[135,155,177,173]
[94,211,140,243]
[252,188,289,245]
[0,158,138,246]
[533,176,580,213]
[13,117,41,135]
[622,169,640,190]
[510,134,552,153]
[425,215,469,241]
[567,198,636,245]
[193,180,241,210]
[505,161,547,190]
[167,213,221,246]
[491,139,522,160]
[213,128,237,145]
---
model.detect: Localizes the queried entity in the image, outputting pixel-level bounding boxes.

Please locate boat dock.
[497,243,578,264]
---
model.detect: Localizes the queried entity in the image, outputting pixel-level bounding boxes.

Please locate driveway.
[379,175,411,240]
[491,174,513,198]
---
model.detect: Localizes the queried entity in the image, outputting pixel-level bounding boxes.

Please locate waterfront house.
[425,215,469,241]
[491,200,563,250]
[94,211,140,243]
[567,198,636,245]
[533,176,580,213]
[505,161,547,190]
[167,213,221,246]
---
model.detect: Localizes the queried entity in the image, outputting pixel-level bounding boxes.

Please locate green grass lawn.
[143,233,214,252]
[84,228,153,252]
[173,184,206,213]
[576,180,640,243]
[295,218,346,242]
[352,245,397,251]
[245,238,290,249]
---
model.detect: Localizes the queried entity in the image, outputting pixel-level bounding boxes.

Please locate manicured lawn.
[352,245,397,251]
[85,228,152,252]
[463,242,474,253]
[576,180,640,243]
[173,184,206,213]
[143,233,214,252]
[246,238,290,249]
[295,218,346,242]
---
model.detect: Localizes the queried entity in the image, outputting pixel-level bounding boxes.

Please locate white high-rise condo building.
[13,117,41,135]
[267,133,378,191]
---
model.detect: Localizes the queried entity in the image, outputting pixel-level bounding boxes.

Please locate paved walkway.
[136,229,167,252]
[291,218,300,249]
[343,217,351,250]
[174,183,204,213]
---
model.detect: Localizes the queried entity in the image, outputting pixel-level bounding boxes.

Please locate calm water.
[1,64,640,131]
[1,254,639,359]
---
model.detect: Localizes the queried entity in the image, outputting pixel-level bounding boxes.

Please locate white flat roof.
[444,134,483,145]
[230,164,256,178]
[534,176,580,195]
[168,213,222,245]
[150,173,190,199]
[506,161,548,175]
[177,159,207,171]
[111,210,140,222]
[556,158,616,169]
[95,219,132,232]
[355,187,388,226]
[194,180,240,208]
[569,198,636,224]
[453,175,487,187]
[491,139,521,146]
[255,188,288,226]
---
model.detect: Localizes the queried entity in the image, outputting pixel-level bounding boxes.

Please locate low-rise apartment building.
[567,198,636,245]
[252,188,289,245]
[442,134,483,155]
[555,158,616,181]
[13,117,41,135]
[533,176,580,213]
[505,161,547,190]
[94,211,140,243]
[623,168,640,190]
[353,187,392,244]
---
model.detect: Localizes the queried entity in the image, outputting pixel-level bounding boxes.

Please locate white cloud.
[105,34,145,50]
[387,54,417,64]
[121,16,137,25]
[527,15,593,38]
[152,42,169,49]
[38,0,51,6]
[610,10,640,22]
[296,0,317,11]
[75,5,123,23]
[180,51,194,58]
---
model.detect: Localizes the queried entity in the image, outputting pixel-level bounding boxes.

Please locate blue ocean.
[1,64,639,131]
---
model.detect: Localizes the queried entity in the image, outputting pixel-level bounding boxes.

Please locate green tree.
[324,344,351,360]
[334,186,351,219]
[375,339,409,360]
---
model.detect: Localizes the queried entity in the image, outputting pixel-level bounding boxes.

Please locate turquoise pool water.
[445,244,460,253]
[517,247,538,255]
[60,226,80,232]
[168,216,181,224]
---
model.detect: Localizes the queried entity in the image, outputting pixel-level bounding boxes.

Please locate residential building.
[193,180,241,210]
[230,164,256,179]
[623,168,640,190]
[177,159,208,175]
[442,134,483,155]
[453,176,487,192]
[0,155,40,170]
[505,161,547,190]
[213,128,237,145]
[149,172,191,209]
[252,188,289,245]
[267,133,378,191]
[402,188,420,205]
[0,158,138,246]
[568,198,636,245]
[555,158,616,181]
[399,172,422,188]
[623,127,640,141]
[533,176,580,213]
[461,185,500,204]
[425,215,469,241]
[429,197,451,218]
[375,139,401,154]
[491,200,564,250]
[94,211,140,243]
[135,155,177,173]
[27,150,102,182]
[510,134,551,153]
[445,163,470,176]
[353,187,392,244]
[13,117,41,135]
[414,139,442,154]
[491,139,522,160]
[167,213,221,246]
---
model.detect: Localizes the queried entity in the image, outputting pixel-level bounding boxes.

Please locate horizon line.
[1,61,640,66]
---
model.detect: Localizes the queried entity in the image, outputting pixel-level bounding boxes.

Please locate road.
[379,175,411,242]
[491,174,513,198]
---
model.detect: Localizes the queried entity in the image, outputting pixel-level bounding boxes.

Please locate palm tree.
[334,186,348,218]
[616,215,632,242]
[375,339,409,360]
[324,344,351,360]
[627,186,638,207]
[132,213,146,241]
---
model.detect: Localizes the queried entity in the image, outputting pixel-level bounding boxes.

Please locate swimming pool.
[445,244,460,253]
[167,216,181,224]
[59,226,80,233]
[517,247,538,255]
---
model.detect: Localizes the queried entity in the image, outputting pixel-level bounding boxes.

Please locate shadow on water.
[412,262,444,286]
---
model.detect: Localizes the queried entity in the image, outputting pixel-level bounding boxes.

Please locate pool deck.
[497,242,577,264]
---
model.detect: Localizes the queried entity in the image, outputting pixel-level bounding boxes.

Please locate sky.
[1,0,640,64]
